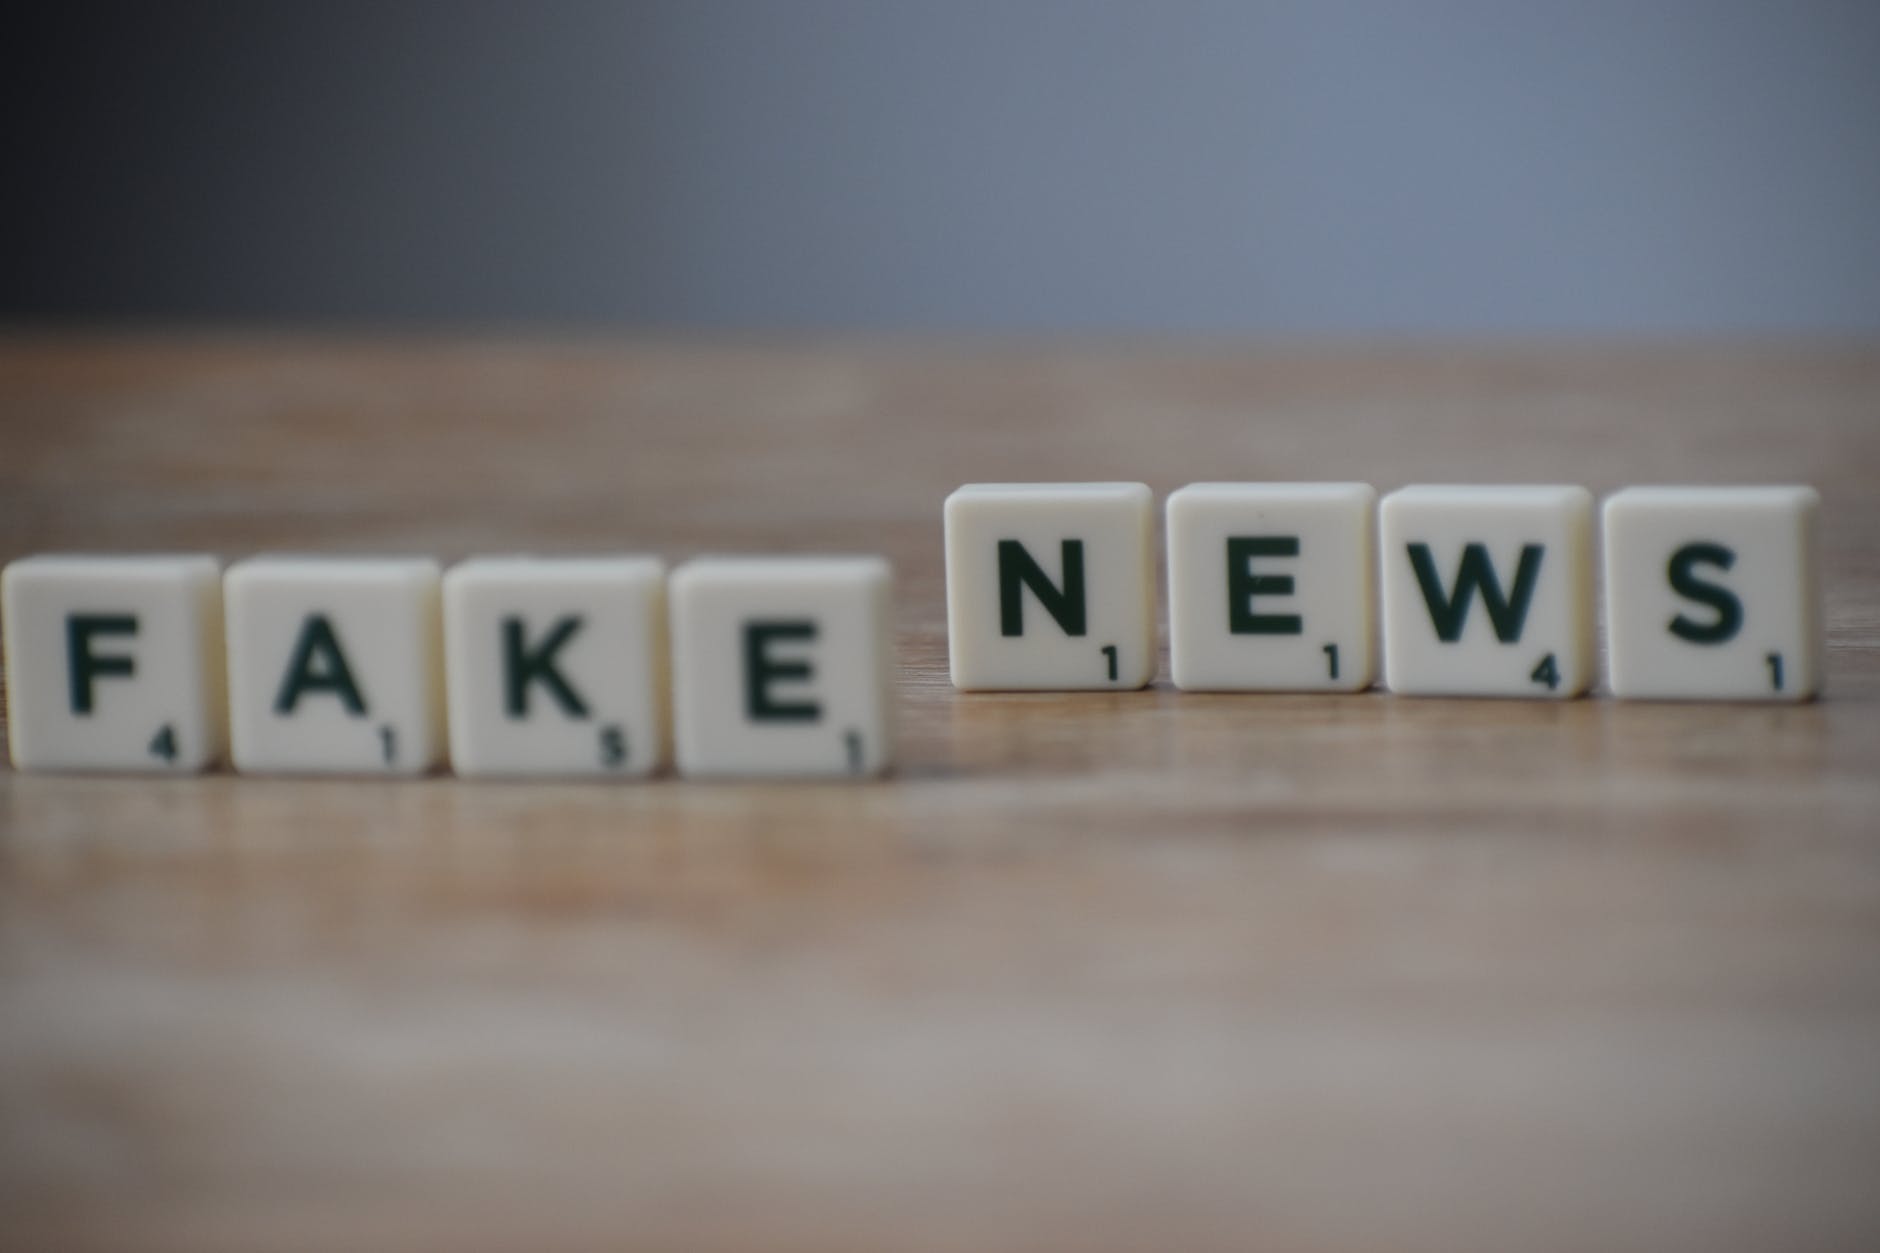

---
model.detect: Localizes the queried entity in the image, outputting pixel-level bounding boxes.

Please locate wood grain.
[2,336,1878,1253]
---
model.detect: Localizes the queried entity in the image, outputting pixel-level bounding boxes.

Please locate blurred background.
[5,0,1878,335]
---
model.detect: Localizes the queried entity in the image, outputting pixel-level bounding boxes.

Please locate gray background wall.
[6,1,1878,333]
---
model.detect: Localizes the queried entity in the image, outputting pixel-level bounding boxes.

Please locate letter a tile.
[225,556,445,774]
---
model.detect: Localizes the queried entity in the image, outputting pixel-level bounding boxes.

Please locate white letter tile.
[3,554,226,772]
[945,482,1154,690]
[444,556,668,777]
[670,556,894,779]
[1604,486,1821,701]
[1380,485,1594,698]
[1167,482,1376,691]
[226,557,445,775]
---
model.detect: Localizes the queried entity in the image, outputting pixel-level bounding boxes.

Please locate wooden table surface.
[2,336,1878,1252]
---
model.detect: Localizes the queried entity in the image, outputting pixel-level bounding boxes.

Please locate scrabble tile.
[443,556,668,777]
[945,482,1155,690]
[1380,485,1594,698]
[1166,482,1377,691]
[2,554,226,772]
[669,556,893,779]
[1603,486,1821,701]
[225,557,445,775]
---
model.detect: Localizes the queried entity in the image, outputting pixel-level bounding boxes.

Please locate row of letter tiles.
[944,482,1821,701]
[2,555,894,777]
